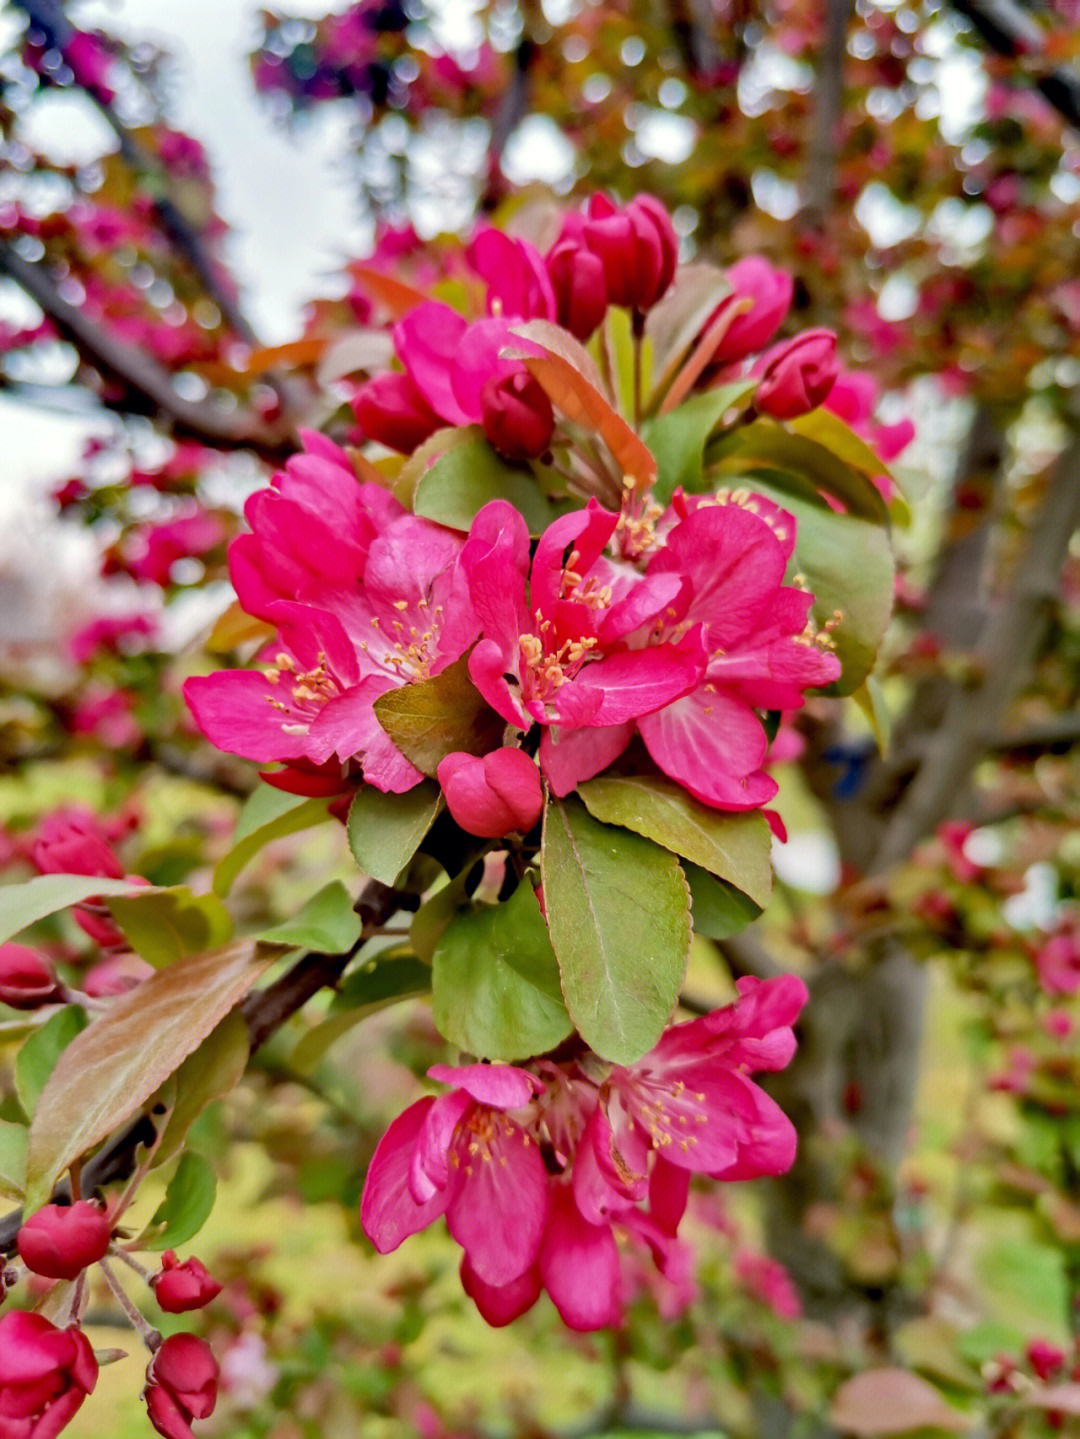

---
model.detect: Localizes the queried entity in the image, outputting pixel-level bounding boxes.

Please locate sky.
[3,0,371,510]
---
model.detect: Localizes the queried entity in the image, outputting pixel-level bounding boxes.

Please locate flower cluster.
[0,1195,222,1439]
[361,976,807,1329]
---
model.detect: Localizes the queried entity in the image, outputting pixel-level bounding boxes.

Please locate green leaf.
[145,1151,217,1252]
[743,476,895,695]
[413,430,554,535]
[683,862,764,940]
[788,407,894,482]
[106,887,233,968]
[256,881,362,953]
[348,782,442,885]
[24,940,276,1212]
[410,868,473,963]
[292,954,432,1073]
[0,874,145,945]
[16,1007,87,1119]
[374,656,505,777]
[433,883,572,1061]
[0,1119,28,1198]
[852,676,892,755]
[541,797,690,1065]
[152,1009,250,1169]
[644,384,757,505]
[578,776,773,908]
[707,420,890,523]
[212,788,331,897]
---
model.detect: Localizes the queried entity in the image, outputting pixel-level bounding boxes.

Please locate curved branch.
[0,243,291,457]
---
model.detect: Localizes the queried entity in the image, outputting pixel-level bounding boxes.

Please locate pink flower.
[710,257,794,364]
[733,1251,803,1319]
[573,977,808,1229]
[0,943,58,1010]
[228,431,402,622]
[151,1252,222,1314]
[144,1335,219,1439]
[351,371,442,453]
[32,810,124,880]
[467,228,557,322]
[17,1202,111,1281]
[1035,924,1080,996]
[461,499,703,789]
[436,749,544,838]
[552,493,840,808]
[754,330,838,419]
[186,444,478,792]
[125,511,225,587]
[392,302,519,428]
[68,613,156,664]
[545,222,608,341]
[361,1063,549,1288]
[0,1312,98,1439]
[481,370,554,460]
[582,194,678,313]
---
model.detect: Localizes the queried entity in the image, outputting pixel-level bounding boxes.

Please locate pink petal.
[360,1098,454,1254]
[561,637,704,726]
[410,1090,472,1203]
[460,1256,543,1327]
[638,689,777,810]
[446,1120,549,1285]
[183,671,312,764]
[428,1063,543,1109]
[649,1156,691,1236]
[394,302,472,425]
[571,1105,642,1226]
[539,1187,623,1331]
[539,722,633,796]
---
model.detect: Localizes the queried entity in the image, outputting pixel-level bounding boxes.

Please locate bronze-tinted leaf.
[374,656,505,777]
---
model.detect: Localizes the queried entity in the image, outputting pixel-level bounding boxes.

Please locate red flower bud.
[709,257,794,363]
[436,749,544,838]
[480,370,554,461]
[151,1252,222,1314]
[753,329,838,420]
[546,234,607,341]
[351,372,441,453]
[32,813,124,880]
[1027,1338,1067,1382]
[0,1311,98,1438]
[17,1202,111,1281]
[145,1334,219,1439]
[0,943,59,1010]
[582,193,678,312]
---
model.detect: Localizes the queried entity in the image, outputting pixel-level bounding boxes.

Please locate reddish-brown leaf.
[24,941,277,1210]
[830,1369,971,1435]
[348,263,430,319]
[509,322,656,490]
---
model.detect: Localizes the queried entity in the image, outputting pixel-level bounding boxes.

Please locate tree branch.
[0,243,290,457]
[872,421,1080,872]
[800,0,853,228]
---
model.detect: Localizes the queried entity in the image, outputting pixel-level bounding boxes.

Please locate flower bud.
[0,942,59,1010]
[151,1252,222,1314]
[145,1334,219,1439]
[436,749,544,838]
[32,813,124,880]
[709,257,794,363]
[17,1201,111,1281]
[582,194,678,312]
[0,1311,98,1436]
[546,234,607,341]
[753,329,838,420]
[351,372,441,453]
[480,370,554,461]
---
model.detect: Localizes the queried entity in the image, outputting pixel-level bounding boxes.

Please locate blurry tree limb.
[0,243,291,457]
[949,0,1080,134]
[801,0,853,227]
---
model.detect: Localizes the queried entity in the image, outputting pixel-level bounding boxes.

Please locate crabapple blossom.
[144,1335,219,1439]
[709,256,794,363]
[0,1312,98,1439]
[436,749,544,837]
[754,329,839,419]
[17,1202,111,1282]
[0,944,59,1010]
[151,1253,222,1314]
